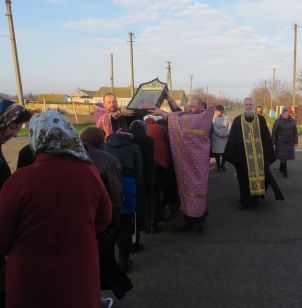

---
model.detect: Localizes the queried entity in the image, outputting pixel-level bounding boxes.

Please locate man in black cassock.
[224,97,284,208]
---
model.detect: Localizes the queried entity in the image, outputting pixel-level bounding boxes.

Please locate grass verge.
[17,123,95,137]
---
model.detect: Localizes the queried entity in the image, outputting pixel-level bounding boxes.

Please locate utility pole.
[110,53,114,93]
[166,61,172,94]
[270,68,276,112]
[128,32,135,97]
[292,23,298,110]
[5,0,24,105]
[206,85,209,104]
[264,79,267,111]
[189,74,193,98]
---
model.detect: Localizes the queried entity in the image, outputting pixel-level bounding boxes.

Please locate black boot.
[151,221,161,234]
[119,254,133,273]
[279,162,283,173]
[177,215,194,232]
[283,161,288,178]
[215,156,221,172]
[145,197,152,233]
[280,161,285,174]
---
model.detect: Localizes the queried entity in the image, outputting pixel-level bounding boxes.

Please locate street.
[113,148,302,308]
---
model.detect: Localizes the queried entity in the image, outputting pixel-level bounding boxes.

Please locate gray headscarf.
[0,100,28,129]
[29,110,91,162]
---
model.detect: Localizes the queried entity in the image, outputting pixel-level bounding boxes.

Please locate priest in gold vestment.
[224,97,284,208]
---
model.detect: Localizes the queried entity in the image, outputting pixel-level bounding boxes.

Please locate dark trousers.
[117,213,134,263]
[152,166,167,222]
[280,160,287,177]
[213,153,225,170]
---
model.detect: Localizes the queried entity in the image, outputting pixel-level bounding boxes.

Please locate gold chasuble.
[241,114,265,196]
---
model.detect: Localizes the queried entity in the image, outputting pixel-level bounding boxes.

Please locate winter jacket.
[210,114,230,154]
[145,118,170,169]
[272,116,298,160]
[104,133,143,214]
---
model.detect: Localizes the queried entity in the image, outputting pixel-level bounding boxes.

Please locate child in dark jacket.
[104,131,143,272]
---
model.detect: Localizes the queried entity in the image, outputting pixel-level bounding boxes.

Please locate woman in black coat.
[272,107,298,177]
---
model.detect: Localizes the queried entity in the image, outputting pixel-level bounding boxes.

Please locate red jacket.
[0,153,112,308]
[146,119,170,169]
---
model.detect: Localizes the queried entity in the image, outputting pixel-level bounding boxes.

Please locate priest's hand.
[120,108,135,117]
[149,107,168,118]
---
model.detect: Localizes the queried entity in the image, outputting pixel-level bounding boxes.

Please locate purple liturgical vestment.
[168,107,214,218]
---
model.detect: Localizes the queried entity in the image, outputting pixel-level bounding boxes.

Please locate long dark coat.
[0,147,11,191]
[0,154,112,308]
[224,115,283,200]
[272,116,298,161]
[132,133,154,230]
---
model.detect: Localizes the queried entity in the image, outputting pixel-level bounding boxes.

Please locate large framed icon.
[128,78,168,112]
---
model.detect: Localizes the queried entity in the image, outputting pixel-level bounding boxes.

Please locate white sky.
[1,0,302,100]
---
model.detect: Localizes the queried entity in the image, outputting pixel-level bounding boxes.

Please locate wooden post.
[43,98,46,111]
[189,74,193,98]
[270,68,276,112]
[110,53,114,93]
[5,0,24,106]
[72,101,79,124]
[292,24,298,109]
[129,32,135,97]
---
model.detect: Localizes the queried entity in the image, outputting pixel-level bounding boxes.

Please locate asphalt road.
[111,148,302,308]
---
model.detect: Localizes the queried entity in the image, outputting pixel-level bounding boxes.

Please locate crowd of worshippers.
[0,94,298,308]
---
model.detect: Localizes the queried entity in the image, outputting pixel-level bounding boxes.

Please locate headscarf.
[29,110,91,162]
[143,115,164,122]
[0,99,28,129]
[215,104,224,113]
[282,106,289,113]
[80,127,105,149]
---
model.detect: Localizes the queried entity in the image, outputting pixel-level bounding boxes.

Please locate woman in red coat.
[144,115,170,232]
[0,110,112,308]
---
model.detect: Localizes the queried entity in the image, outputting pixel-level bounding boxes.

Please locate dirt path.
[2,137,28,172]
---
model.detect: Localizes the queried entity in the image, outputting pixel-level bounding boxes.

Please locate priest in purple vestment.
[151,97,214,232]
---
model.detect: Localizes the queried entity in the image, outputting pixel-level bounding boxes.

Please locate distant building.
[69,89,96,104]
[169,90,188,108]
[94,86,187,109]
[36,94,69,103]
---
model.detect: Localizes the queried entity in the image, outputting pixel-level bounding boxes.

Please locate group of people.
[0,93,298,307]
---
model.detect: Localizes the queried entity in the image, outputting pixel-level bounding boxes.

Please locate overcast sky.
[1,0,302,100]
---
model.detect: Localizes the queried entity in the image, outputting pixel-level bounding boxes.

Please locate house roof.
[170,90,187,101]
[71,90,96,97]
[36,94,69,103]
[95,86,187,101]
[95,86,136,99]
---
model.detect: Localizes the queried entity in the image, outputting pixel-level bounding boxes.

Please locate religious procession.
[0,80,299,307]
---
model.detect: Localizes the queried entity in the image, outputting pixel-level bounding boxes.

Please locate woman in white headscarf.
[0,110,112,308]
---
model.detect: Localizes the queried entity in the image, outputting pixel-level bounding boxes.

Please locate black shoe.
[195,221,205,233]
[119,259,133,273]
[145,220,151,233]
[151,222,162,234]
[131,242,144,253]
[221,165,226,172]
[177,223,193,232]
